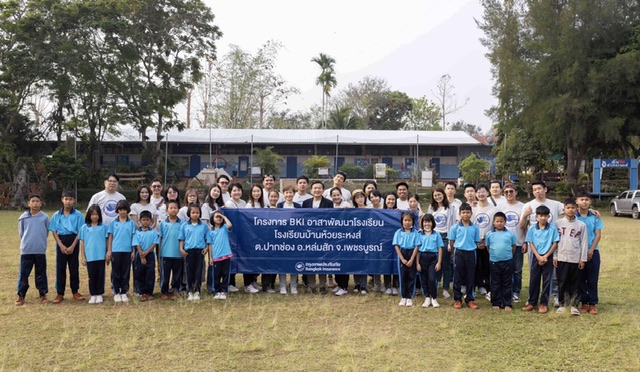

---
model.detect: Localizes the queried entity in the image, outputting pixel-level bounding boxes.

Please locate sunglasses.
[504,190,515,194]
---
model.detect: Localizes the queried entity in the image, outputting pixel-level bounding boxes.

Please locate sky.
[202,0,496,132]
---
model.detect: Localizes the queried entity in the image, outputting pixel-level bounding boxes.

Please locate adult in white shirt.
[224,182,247,209]
[501,183,525,302]
[322,171,351,202]
[293,175,313,204]
[150,179,164,210]
[261,174,284,206]
[395,182,411,210]
[217,175,231,203]
[472,183,497,295]
[87,173,126,225]
[489,180,508,209]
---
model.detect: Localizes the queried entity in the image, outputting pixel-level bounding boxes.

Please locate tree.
[325,105,362,129]
[42,146,87,191]
[459,153,489,184]
[449,120,483,136]
[368,91,412,131]
[303,155,330,178]
[336,76,390,129]
[266,109,312,129]
[254,146,282,177]
[311,53,337,129]
[405,96,441,131]
[432,74,469,131]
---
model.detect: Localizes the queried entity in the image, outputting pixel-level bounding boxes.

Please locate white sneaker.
[250,282,262,291]
[479,287,487,295]
[353,286,360,293]
[187,292,194,301]
[114,294,122,303]
[88,296,97,304]
[193,292,200,300]
[219,292,227,300]
[422,298,431,308]
[431,298,440,308]
[385,288,392,295]
[442,290,451,299]
[406,299,414,307]
[332,286,341,293]
[399,298,407,306]
[266,288,276,294]
[121,294,129,303]
[570,306,581,316]
[556,306,566,313]
[392,288,399,296]
[485,292,491,302]
[512,293,520,302]
[245,285,259,294]
[360,289,368,295]
[214,292,221,299]
[461,286,467,294]
[280,287,287,295]
[290,287,298,295]
[96,295,104,304]
[228,285,239,293]
[335,288,348,296]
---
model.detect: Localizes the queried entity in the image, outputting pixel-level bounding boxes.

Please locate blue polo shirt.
[419,232,444,253]
[486,229,516,262]
[208,226,233,261]
[392,228,421,250]
[135,228,159,253]
[179,221,209,250]
[49,208,84,235]
[525,222,559,255]
[448,222,481,251]
[108,218,137,253]
[79,224,109,262]
[159,219,184,258]
[577,211,603,251]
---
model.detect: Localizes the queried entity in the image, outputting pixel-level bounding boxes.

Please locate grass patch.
[1,210,639,370]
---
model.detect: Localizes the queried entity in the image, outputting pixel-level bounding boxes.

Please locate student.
[501,184,525,302]
[217,175,232,203]
[15,194,50,306]
[485,212,517,311]
[489,180,507,208]
[79,205,110,304]
[383,192,399,295]
[302,180,333,294]
[202,184,224,224]
[225,183,247,209]
[87,173,126,225]
[448,203,481,309]
[322,171,351,202]
[178,188,200,222]
[150,179,164,210]
[49,190,85,303]
[463,183,478,208]
[130,184,158,228]
[277,185,301,209]
[179,203,209,301]
[395,182,411,210]
[276,185,300,294]
[393,212,421,307]
[208,211,234,300]
[262,191,281,292]
[157,185,180,224]
[246,184,265,209]
[239,184,262,293]
[351,189,368,294]
[108,200,137,303]
[522,205,559,314]
[417,214,443,308]
[427,187,456,299]
[159,200,185,300]
[262,174,284,206]
[576,191,603,315]
[472,183,496,298]
[330,187,350,208]
[292,175,313,204]
[368,189,383,209]
[554,198,588,316]
[134,210,159,301]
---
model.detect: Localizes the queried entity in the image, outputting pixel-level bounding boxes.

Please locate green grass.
[1,210,639,370]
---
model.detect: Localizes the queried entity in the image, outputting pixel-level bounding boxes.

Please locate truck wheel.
[610,204,618,217]
[633,206,639,219]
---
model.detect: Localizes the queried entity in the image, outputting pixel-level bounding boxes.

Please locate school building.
[96,127,490,180]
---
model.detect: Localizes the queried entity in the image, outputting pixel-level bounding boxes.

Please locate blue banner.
[224,209,407,274]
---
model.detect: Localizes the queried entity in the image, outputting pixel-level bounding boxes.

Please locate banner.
[224,208,407,274]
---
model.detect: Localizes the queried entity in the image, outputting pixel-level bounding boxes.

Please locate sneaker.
[478,287,487,295]
[580,304,589,314]
[570,306,581,316]
[468,301,479,310]
[319,287,327,295]
[485,292,491,302]
[335,288,348,296]
[422,298,431,308]
[187,292,194,301]
[512,293,520,302]
[72,292,85,301]
[266,288,276,294]
[245,285,259,294]
[554,296,560,307]
[461,286,467,294]
[147,294,154,301]
[353,285,360,293]
[431,298,440,308]
[250,282,262,291]
[556,306,566,313]
[392,288,399,296]
[399,298,407,306]
[522,304,535,312]
[121,294,129,303]
[228,285,239,293]
[454,301,462,309]
[505,306,512,312]
[219,292,227,300]
[332,286,341,293]
[88,296,97,304]
[114,294,122,303]
[291,287,298,295]
[360,289,368,295]
[53,294,64,304]
[327,276,336,287]
[280,287,287,295]
[385,288,393,295]
[442,290,451,299]
[406,299,414,307]
[538,305,548,314]
[15,297,25,306]
[589,305,599,315]
[140,294,148,302]
[96,295,104,304]
[193,292,200,300]
[214,292,221,299]
[40,295,49,304]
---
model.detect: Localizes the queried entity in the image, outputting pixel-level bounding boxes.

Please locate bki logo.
[295,262,305,272]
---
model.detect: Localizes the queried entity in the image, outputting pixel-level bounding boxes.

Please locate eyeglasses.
[504,190,515,194]
[152,185,162,188]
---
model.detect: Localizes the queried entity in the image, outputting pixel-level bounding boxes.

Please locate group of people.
[15,172,603,315]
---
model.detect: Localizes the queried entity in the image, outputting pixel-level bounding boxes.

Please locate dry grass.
[1,210,639,371]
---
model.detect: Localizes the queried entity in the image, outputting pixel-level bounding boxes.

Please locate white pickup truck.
[610,190,640,219]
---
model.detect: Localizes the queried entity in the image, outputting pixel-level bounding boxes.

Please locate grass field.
[1,210,639,371]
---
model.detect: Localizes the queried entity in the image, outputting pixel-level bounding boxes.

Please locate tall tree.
[336,76,390,129]
[432,74,469,131]
[325,105,362,130]
[405,96,441,131]
[449,120,483,136]
[368,91,412,131]
[311,53,337,129]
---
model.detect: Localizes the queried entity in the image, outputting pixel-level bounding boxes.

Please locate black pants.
[87,260,106,296]
[527,258,553,306]
[213,258,231,293]
[111,252,131,294]
[161,257,184,294]
[262,274,277,291]
[419,252,438,298]
[475,247,490,290]
[490,259,513,307]
[398,249,416,299]
[557,261,581,307]
[133,252,156,295]
[453,249,476,303]
[17,254,48,297]
[243,273,258,287]
[335,274,349,290]
[185,249,204,293]
[383,275,399,288]
[55,234,80,295]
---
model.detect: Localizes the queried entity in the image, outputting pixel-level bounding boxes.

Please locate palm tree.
[326,105,362,129]
[311,53,337,129]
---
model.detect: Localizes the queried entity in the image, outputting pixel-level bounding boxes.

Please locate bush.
[303,156,331,178]
[339,164,364,179]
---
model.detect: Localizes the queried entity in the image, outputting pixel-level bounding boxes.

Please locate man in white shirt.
[292,175,313,204]
[322,171,351,202]
[87,173,126,225]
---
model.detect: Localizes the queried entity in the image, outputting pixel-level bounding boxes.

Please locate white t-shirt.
[333,201,351,208]
[129,203,158,226]
[263,189,284,206]
[489,195,507,209]
[522,198,564,227]
[87,190,126,225]
[473,204,497,239]
[323,187,351,202]
[293,193,312,204]
[225,199,247,209]
[427,205,457,235]
[501,201,525,245]
[150,196,164,210]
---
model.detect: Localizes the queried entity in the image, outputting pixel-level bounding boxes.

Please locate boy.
[49,190,85,303]
[159,200,185,300]
[522,206,559,314]
[576,191,603,315]
[134,210,159,301]
[485,212,517,311]
[472,183,496,297]
[108,200,137,303]
[323,171,351,202]
[554,198,588,316]
[16,194,50,306]
[448,203,481,309]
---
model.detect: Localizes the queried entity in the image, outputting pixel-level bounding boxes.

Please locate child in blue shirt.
[207,211,234,300]
[134,210,159,301]
[79,205,110,304]
[393,211,421,307]
[179,203,209,301]
[108,199,137,303]
[448,203,481,309]
[49,190,85,303]
[16,194,50,306]
[159,200,185,300]
[522,205,559,314]
[485,212,517,311]
[576,192,604,315]
[417,214,444,308]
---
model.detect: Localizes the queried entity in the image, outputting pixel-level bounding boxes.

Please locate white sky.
[202,0,495,131]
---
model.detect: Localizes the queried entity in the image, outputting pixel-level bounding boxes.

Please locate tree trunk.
[153,114,164,177]
[186,90,192,129]
[566,139,583,196]
[11,161,28,209]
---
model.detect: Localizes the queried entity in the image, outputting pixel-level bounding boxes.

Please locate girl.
[417,214,443,308]
[108,200,137,303]
[277,185,300,294]
[130,185,158,228]
[179,203,209,301]
[202,184,224,224]
[157,185,180,223]
[178,188,200,222]
[207,211,233,300]
[369,190,383,209]
[384,192,398,210]
[383,192,399,295]
[393,211,421,307]
[363,180,378,207]
[331,187,350,208]
[158,200,184,300]
[408,193,424,219]
[246,184,265,209]
[351,189,367,209]
[350,189,368,295]
[427,187,456,299]
[267,189,280,208]
[225,183,247,209]
[79,205,109,304]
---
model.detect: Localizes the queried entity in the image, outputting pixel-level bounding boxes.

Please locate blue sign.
[601,158,630,168]
[223,209,407,274]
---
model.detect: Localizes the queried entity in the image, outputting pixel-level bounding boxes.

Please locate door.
[189,155,201,178]
[238,156,249,178]
[430,157,441,175]
[286,157,297,178]
[382,157,393,168]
